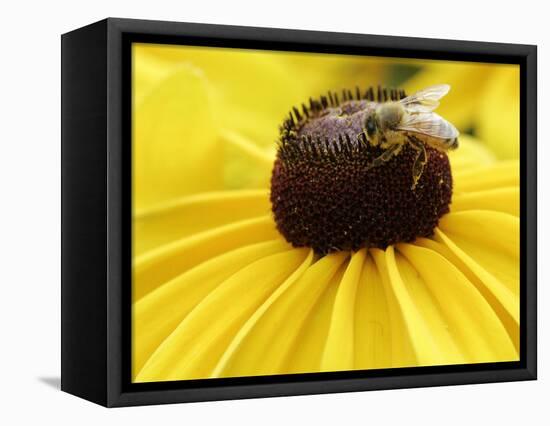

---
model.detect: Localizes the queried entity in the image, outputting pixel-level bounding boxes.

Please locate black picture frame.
[61,17,537,407]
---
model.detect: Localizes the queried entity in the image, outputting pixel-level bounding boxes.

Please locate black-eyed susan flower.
[131,44,520,382]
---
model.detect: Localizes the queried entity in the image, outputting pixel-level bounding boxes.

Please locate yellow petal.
[280,53,387,99]
[433,210,520,350]
[221,129,275,167]
[220,129,275,190]
[438,211,519,291]
[354,252,393,370]
[453,160,519,194]
[136,248,311,382]
[134,64,222,210]
[397,243,517,362]
[133,44,178,107]
[132,239,290,378]
[321,249,366,371]
[134,190,270,255]
[403,62,493,132]
[448,135,496,174]
[373,247,458,366]
[284,263,346,374]
[417,234,519,354]
[452,186,519,216]
[477,65,520,159]
[133,216,280,301]
[370,248,418,367]
[134,44,312,147]
[212,251,348,378]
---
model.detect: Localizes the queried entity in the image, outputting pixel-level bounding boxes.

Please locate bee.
[363,84,459,189]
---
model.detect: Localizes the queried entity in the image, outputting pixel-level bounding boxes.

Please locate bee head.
[375,102,405,131]
[365,114,377,138]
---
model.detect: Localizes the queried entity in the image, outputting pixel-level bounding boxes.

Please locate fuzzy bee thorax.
[376,102,406,130]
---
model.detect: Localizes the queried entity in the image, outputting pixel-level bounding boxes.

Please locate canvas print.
[131,43,520,383]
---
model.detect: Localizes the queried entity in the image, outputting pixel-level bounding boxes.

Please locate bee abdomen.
[449,138,459,149]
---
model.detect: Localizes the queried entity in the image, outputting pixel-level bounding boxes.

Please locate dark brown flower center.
[270,87,453,255]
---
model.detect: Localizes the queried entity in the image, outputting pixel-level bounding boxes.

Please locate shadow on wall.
[38,376,60,390]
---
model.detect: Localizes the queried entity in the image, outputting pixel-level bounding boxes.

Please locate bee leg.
[408,136,428,190]
[366,143,402,170]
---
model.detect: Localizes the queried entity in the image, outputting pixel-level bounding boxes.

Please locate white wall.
[0,0,546,424]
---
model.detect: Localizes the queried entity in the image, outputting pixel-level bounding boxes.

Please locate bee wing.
[397,112,459,140]
[399,84,450,113]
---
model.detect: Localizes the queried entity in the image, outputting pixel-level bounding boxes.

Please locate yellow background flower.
[132,43,520,382]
